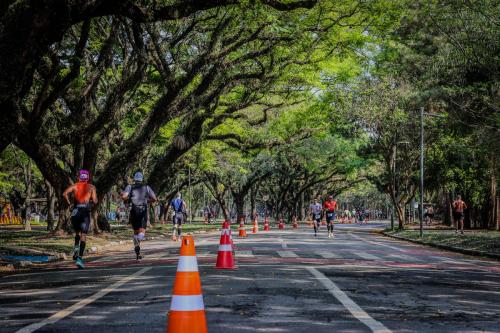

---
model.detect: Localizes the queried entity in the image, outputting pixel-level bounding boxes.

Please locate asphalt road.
[1,221,499,333]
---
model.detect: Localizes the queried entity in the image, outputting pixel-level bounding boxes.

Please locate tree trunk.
[55,205,71,234]
[234,194,245,223]
[45,180,56,231]
[489,158,498,230]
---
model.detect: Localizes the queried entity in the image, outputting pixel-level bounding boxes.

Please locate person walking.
[453,195,467,235]
[121,172,157,260]
[63,170,98,269]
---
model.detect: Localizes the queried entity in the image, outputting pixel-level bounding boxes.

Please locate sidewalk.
[0,222,220,270]
[384,229,500,260]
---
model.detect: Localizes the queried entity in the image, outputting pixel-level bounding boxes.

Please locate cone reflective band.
[216,233,236,269]
[167,236,207,333]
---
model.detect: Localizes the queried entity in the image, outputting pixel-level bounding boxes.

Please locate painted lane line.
[315,251,340,259]
[279,238,288,249]
[235,251,254,257]
[348,232,409,253]
[356,252,382,261]
[277,251,299,258]
[389,253,421,262]
[306,267,392,333]
[15,267,152,333]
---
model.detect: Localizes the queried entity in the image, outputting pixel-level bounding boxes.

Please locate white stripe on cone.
[221,229,231,235]
[177,256,199,272]
[170,295,205,311]
[218,245,232,251]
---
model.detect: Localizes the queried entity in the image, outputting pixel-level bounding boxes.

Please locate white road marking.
[348,232,408,253]
[15,266,151,333]
[277,251,298,258]
[307,267,392,333]
[235,251,254,257]
[315,251,340,259]
[356,252,382,261]
[389,253,421,262]
[279,238,288,249]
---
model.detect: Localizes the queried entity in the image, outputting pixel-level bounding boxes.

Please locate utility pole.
[420,106,424,237]
[188,167,192,224]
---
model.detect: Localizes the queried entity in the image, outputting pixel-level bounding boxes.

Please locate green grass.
[0,222,220,255]
[387,229,500,255]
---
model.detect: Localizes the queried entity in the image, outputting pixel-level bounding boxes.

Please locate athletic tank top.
[74,182,92,205]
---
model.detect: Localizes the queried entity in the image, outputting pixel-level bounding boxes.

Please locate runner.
[425,205,434,226]
[309,199,322,237]
[120,172,157,260]
[453,195,467,234]
[62,170,98,269]
[171,192,187,241]
[323,195,337,238]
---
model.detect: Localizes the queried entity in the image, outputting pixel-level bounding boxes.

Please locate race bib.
[314,213,321,220]
[71,208,78,217]
[327,212,334,218]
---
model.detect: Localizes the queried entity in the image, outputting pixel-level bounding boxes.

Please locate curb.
[382,232,500,261]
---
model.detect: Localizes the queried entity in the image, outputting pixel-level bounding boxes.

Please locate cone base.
[167,310,207,333]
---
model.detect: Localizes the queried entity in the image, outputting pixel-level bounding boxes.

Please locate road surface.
[1,222,499,332]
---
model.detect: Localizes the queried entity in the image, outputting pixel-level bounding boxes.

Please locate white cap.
[133,172,144,182]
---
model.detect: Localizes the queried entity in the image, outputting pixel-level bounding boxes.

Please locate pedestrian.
[62,170,98,269]
[171,192,187,241]
[120,172,157,260]
[323,195,337,238]
[452,195,467,235]
[309,199,322,237]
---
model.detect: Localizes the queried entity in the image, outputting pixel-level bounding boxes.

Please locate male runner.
[63,170,98,269]
[171,192,187,241]
[323,195,337,238]
[309,199,322,237]
[121,172,157,260]
[453,195,467,234]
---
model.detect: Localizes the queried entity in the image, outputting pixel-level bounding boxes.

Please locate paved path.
[1,222,499,332]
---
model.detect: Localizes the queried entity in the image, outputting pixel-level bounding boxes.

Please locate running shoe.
[76,257,85,269]
[72,246,79,261]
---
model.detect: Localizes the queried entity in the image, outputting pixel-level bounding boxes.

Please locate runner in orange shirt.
[323,195,337,238]
[63,170,98,269]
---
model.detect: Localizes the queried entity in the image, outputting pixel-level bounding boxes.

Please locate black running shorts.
[130,205,148,230]
[71,206,91,234]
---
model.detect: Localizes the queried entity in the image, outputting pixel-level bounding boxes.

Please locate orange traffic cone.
[263,218,270,231]
[252,218,259,234]
[321,219,326,226]
[238,220,247,237]
[216,233,236,269]
[166,235,207,333]
[278,219,285,229]
[221,220,235,250]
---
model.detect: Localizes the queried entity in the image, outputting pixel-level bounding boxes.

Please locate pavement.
[1,221,499,333]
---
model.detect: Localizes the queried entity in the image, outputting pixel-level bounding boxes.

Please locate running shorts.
[453,212,464,221]
[325,211,336,222]
[71,206,91,234]
[130,205,148,230]
[173,211,185,225]
[313,213,322,223]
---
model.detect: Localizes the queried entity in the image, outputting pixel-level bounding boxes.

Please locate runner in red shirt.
[63,170,98,269]
[323,195,337,238]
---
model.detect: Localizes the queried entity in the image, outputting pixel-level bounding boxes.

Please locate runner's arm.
[120,185,131,201]
[91,185,98,205]
[62,185,76,206]
[147,186,157,203]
